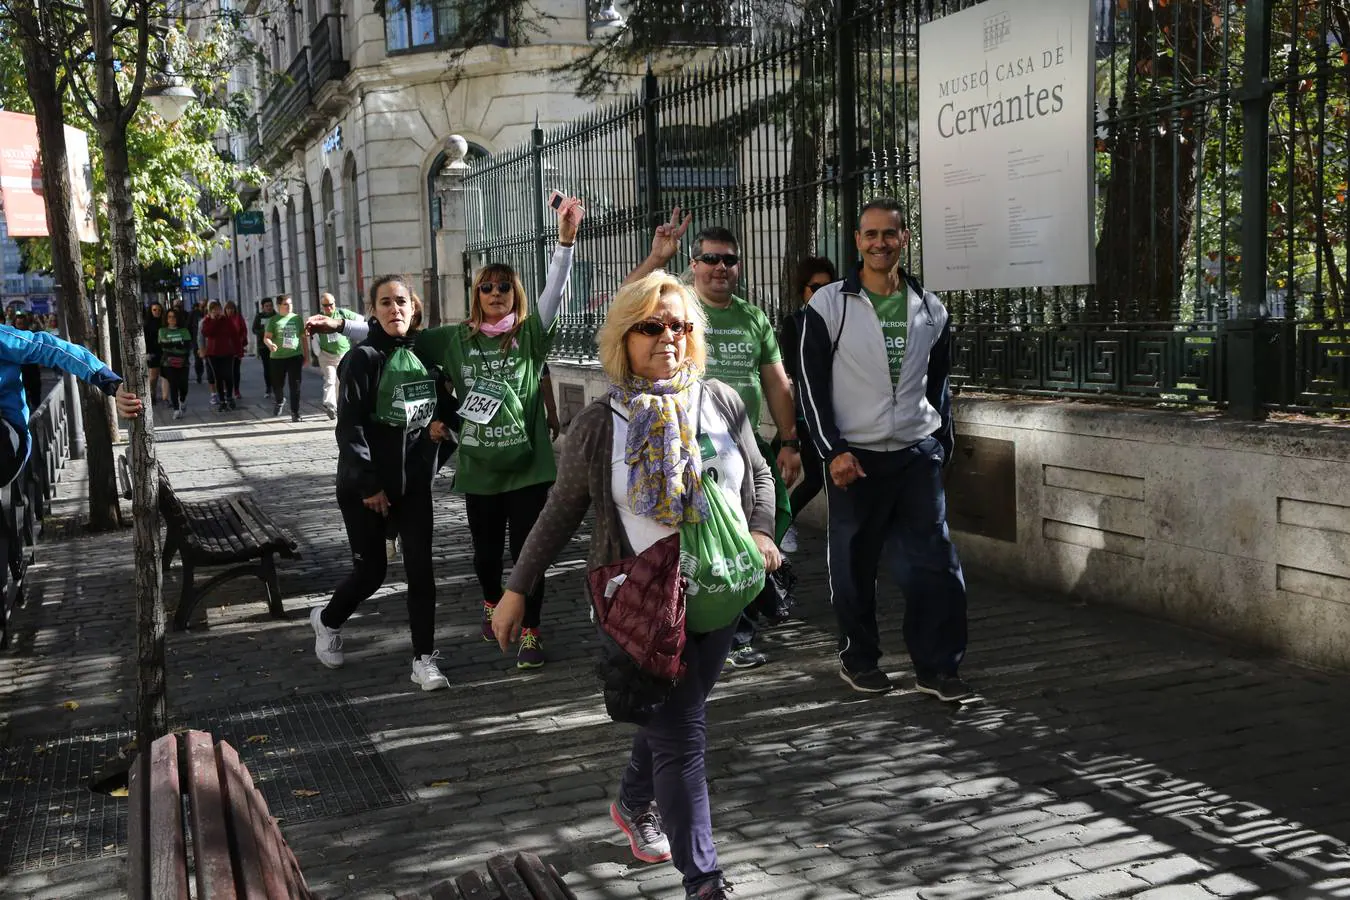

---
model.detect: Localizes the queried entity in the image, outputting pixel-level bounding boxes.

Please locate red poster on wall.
[0,111,98,241]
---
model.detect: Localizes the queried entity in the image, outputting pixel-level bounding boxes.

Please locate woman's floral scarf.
[608,363,709,528]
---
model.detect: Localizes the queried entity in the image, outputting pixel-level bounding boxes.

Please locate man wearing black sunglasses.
[627,209,802,671]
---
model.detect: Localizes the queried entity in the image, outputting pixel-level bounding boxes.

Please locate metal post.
[836,0,859,266]
[53,282,87,459]
[531,120,548,292]
[642,68,662,229]
[1226,0,1274,419]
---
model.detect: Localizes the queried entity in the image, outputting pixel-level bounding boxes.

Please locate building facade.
[200,0,645,326]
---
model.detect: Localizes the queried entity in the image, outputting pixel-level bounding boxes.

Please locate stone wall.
[545,360,1350,671]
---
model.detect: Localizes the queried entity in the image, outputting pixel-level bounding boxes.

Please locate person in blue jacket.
[0,324,142,487]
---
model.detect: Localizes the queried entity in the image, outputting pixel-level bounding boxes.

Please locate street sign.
[235,210,265,234]
[182,273,203,290]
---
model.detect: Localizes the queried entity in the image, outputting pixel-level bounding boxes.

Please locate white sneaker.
[411,651,449,691]
[781,524,799,554]
[385,537,400,560]
[173,408,184,420]
[310,606,344,668]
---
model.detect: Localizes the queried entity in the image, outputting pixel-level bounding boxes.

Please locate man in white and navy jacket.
[797,198,971,701]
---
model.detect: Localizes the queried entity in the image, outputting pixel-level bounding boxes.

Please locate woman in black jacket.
[308,274,454,691]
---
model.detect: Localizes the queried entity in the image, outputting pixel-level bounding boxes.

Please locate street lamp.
[143,76,196,124]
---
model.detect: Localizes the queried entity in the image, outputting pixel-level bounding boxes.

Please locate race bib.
[459,376,509,425]
[393,380,436,430]
[166,355,187,369]
[281,332,299,350]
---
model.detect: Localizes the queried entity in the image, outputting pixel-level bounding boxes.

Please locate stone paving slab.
[2,361,1349,899]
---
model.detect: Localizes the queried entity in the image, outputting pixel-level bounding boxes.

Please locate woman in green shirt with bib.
[314,196,584,669]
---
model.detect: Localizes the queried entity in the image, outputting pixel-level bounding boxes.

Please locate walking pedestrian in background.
[252,297,274,396]
[314,292,362,420]
[264,295,308,422]
[158,307,194,419]
[224,301,247,403]
[777,256,838,552]
[143,301,165,405]
[200,301,242,411]
[492,271,778,900]
[308,274,453,691]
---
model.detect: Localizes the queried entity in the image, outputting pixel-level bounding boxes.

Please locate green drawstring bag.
[678,480,766,634]
[372,347,436,430]
[455,375,535,470]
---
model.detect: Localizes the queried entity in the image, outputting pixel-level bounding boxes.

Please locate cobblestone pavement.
[2,360,1349,899]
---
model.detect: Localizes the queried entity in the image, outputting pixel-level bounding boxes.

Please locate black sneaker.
[273,402,284,417]
[688,879,733,899]
[914,673,974,702]
[725,646,768,669]
[291,413,301,423]
[839,666,893,694]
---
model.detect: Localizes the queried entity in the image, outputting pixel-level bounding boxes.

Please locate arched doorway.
[270,207,285,294]
[303,183,321,314]
[286,197,302,315]
[426,141,487,322]
[320,170,338,301]
[343,153,362,302]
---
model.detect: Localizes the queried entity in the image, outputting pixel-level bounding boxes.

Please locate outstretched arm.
[0,326,121,395]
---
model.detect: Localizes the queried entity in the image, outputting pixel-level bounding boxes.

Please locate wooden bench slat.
[229,497,298,552]
[127,743,151,900]
[238,761,295,899]
[513,854,570,900]
[454,870,503,900]
[184,731,239,900]
[219,740,270,899]
[149,734,190,900]
[429,880,464,900]
[485,855,535,900]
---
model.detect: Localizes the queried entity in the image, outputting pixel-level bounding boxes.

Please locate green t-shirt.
[265,313,304,359]
[866,289,908,384]
[158,326,192,364]
[700,295,781,427]
[317,308,363,356]
[415,315,557,495]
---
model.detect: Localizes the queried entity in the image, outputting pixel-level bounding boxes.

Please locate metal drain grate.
[0,692,409,873]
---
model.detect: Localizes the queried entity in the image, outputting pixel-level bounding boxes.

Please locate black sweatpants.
[257,344,272,392]
[270,356,303,415]
[164,364,189,409]
[321,490,436,658]
[209,355,236,403]
[194,351,204,383]
[789,437,826,522]
[464,481,550,629]
[825,438,968,678]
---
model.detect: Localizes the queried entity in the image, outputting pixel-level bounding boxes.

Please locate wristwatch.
[781,439,801,449]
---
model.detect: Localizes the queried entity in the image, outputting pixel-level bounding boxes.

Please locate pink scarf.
[476,313,517,336]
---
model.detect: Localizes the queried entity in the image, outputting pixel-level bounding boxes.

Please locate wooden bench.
[127,730,315,899]
[129,730,577,900]
[121,457,300,630]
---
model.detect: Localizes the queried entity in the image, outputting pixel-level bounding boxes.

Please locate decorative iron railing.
[463,0,1349,415]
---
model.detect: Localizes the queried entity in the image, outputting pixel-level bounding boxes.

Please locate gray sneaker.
[609,799,671,863]
[310,606,343,669]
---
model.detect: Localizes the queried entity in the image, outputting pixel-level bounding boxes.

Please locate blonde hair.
[469,264,529,345]
[597,271,707,384]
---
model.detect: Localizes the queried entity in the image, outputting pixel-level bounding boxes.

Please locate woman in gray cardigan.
[491,272,780,900]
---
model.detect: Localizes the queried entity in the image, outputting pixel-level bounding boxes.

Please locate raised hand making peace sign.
[649,205,693,266]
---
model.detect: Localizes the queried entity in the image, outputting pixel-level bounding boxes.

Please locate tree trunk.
[1093,1,1221,322]
[12,1,123,530]
[88,0,165,750]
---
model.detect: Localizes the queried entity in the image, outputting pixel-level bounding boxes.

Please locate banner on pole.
[918,0,1096,290]
[0,111,98,243]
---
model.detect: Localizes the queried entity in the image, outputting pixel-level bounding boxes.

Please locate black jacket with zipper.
[335,321,454,503]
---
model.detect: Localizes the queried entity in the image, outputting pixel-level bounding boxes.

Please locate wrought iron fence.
[462,0,1349,415]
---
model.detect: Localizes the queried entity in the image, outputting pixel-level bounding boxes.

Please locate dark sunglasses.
[630,319,695,337]
[692,252,739,268]
[478,281,513,294]
[805,281,832,295]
